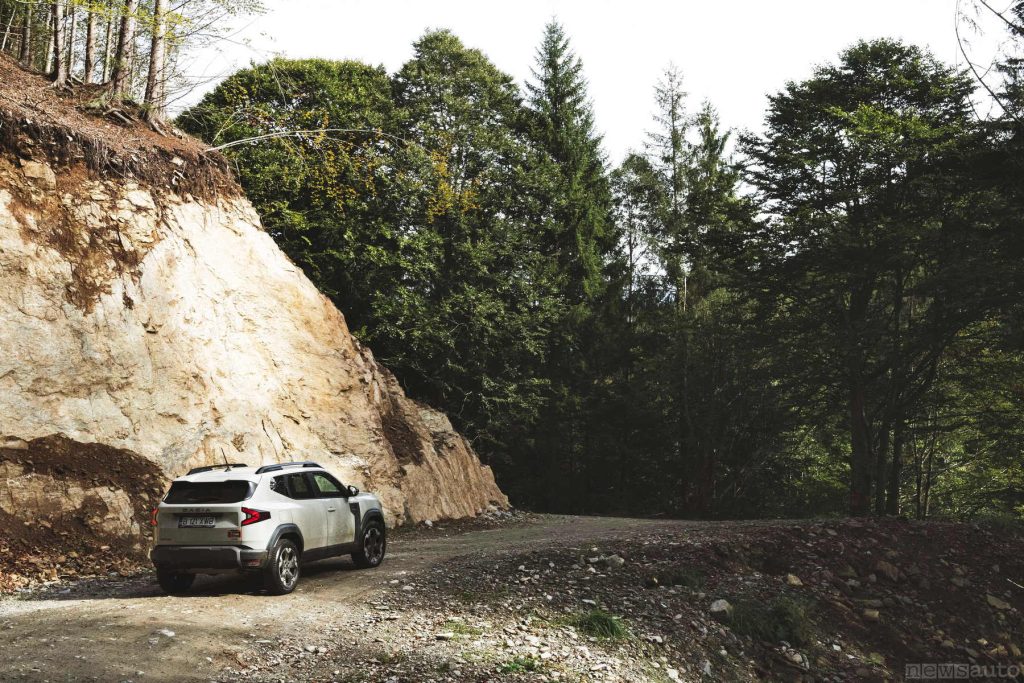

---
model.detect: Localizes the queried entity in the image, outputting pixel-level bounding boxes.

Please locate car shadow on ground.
[18,557,363,602]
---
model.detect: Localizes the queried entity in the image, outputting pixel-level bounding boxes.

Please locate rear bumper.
[151,545,267,572]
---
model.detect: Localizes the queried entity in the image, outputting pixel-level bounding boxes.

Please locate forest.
[2,0,1022,522]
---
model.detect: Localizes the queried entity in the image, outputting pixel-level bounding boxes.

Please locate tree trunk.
[913,436,922,519]
[873,422,890,514]
[83,11,97,83]
[110,0,139,98]
[844,276,875,517]
[886,421,904,515]
[101,15,113,82]
[848,382,873,516]
[922,443,934,518]
[19,3,31,66]
[50,4,66,86]
[144,0,167,118]
[1,3,16,53]
[65,3,75,78]
[44,11,54,73]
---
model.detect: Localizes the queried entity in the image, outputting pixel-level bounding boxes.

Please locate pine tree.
[523,22,615,510]
[525,21,613,306]
[645,65,690,307]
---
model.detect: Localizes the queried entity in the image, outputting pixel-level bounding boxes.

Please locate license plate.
[178,516,216,528]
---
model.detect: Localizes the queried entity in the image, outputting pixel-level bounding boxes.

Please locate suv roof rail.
[186,463,249,475]
[254,461,322,474]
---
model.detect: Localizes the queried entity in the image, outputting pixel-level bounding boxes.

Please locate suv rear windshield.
[164,480,256,504]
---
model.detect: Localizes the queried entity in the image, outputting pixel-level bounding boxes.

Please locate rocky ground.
[1,513,1021,682]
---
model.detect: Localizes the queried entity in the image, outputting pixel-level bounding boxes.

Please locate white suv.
[150,461,386,595]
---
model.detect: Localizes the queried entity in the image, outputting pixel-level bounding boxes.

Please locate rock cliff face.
[0,150,507,549]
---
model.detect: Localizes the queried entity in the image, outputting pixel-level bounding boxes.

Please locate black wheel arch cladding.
[268,523,304,553]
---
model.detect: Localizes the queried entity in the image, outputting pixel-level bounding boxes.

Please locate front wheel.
[264,539,301,595]
[352,520,386,569]
[156,569,195,594]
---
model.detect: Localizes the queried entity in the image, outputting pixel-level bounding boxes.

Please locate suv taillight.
[150,507,159,527]
[241,507,270,526]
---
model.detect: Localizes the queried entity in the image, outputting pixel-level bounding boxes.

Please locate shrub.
[570,609,628,639]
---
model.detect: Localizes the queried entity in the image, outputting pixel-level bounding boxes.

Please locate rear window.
[164,480,256,504]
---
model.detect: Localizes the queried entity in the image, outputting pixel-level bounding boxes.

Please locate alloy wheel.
[363,527,385,565]
[278,546,299,588]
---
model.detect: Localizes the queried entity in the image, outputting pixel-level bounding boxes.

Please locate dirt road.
[3,514,1022,683]
[0,515,688,683]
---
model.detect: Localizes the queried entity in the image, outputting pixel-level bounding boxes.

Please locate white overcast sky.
[185,0,1001,162]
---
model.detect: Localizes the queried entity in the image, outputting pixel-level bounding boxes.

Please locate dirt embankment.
[0,53,235,199]
[0,435,165,591]
[1,515,1020,683]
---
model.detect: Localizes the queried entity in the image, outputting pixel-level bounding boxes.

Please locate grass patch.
[569,609,629,640]
[498,656,541,673]
[441,619,483,636]
[730,597,813,646]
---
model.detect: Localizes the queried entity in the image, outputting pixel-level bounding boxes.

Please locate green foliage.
[181,35,563,460]
[525,20,613,305]
[179,57,397,305]
[385,30,564,454]
[510,21,619,508]
[730,597,814,646]
[738,39,1005,516]
[177,24,1024,523]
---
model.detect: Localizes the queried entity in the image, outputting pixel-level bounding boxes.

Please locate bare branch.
[955,0,1023,123]
[206,128,413,153]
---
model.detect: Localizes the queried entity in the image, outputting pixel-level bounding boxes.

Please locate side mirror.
[347,485,360,497]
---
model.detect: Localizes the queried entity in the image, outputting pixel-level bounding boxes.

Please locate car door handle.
[327,507,337,512]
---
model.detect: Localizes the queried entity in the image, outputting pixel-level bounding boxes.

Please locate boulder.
[603,554,626,569]
[709,599,733,621]
[20,160,57,190]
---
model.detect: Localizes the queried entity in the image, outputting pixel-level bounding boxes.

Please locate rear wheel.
[156,569,195,594]
[264,538,301,595]
[352,520,386,569]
